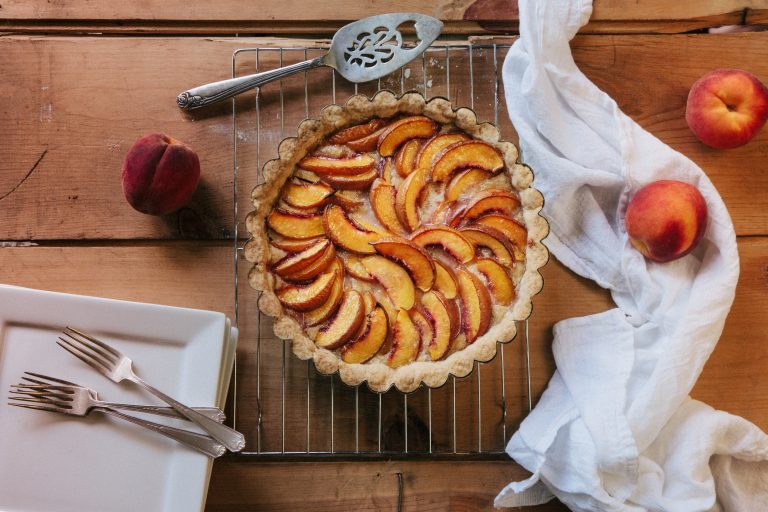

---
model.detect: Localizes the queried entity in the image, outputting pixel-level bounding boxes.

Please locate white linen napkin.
[495,0,768,510]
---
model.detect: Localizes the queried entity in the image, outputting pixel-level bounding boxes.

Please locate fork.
[58,327,245,452]
[8,382,226,458]
[19,372,226,423]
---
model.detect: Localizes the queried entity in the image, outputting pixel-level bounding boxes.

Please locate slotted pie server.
[176,13,443,110]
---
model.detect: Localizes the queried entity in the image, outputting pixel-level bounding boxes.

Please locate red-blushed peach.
[328,119,386,144]
[686,69,768,149]
[386,309,420,368]
[624,180,708,263]
[121,133,200,215]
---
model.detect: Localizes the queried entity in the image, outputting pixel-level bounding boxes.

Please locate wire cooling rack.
[231,43,532,459]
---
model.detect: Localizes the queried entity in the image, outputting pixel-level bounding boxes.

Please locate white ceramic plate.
[0,285,234,512]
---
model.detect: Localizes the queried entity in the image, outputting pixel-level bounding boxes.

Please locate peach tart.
[245,92,548,392]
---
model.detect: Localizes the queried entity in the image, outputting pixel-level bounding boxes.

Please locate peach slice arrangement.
[246,92,548,393]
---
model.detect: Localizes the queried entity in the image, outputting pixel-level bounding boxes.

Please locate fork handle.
[102,403,226,423]
[99,408,226,458]
[130,375,245,452]
[176,56,326,110]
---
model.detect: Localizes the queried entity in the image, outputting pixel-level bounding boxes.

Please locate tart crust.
[245,91,549,393]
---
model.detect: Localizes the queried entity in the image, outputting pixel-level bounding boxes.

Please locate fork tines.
[7,372,81,412]
[8,379,74,413]
[57,327,120,376]
[22,371,79,387]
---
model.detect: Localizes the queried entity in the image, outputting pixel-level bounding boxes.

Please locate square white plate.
[0,285,233,512]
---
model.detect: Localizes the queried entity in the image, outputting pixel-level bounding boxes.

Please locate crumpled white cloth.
[494,0,768,510]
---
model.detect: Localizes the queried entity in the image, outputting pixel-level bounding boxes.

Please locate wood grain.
[0,242,235,313]
[694,237,768,417]
[2,34,768,241]
[0,239,765,437]
[0,238,766,510]
[206,458,570,511]
[1,0,765,35]
[3,20,768,511]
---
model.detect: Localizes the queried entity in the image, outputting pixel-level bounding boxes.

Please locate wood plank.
[694,236,768,418]
[0,0,765,35]
[0,238,765,437]
[2,34,768,241]
[0,238,765,509]
[0,241,235,313]
[0,19,753,37]
[206,458,570,511]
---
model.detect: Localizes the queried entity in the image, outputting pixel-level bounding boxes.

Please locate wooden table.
[2,2,767,510]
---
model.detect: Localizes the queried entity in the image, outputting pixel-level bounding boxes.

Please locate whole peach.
[122,133,200,215]
[625,180,708,263]
[686,68,768,149]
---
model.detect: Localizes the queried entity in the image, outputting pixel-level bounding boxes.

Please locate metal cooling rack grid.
[230,43,532,459]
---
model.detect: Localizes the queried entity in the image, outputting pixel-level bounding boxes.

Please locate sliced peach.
[371,236,435,292]
[341,253,375,282]
[329,119,386,144]
[444,291,461,340]
[360,255,415,310]
[352,292,375,339]
[330,190,364,210]
[474,214,527,262]
[443,202,470,228]
[323,204,379,254]
[341,307,389,364]
[267,209,325,239]
[311,144,356,159]
[380,157,395,183]
[433,258,458,300]
[370,179,406,235]
[387,309,421,369]
[346,126,388,152]
[410,226,475,264]
[430,201,453,225]
[374,289,398,328]
[282,179,334,210]
[395,166,429,232]
[456,268,492,343]
[319,168,378,190]
[278,201,322,216]
[294,169,320,183]
[272,239,330,278]
[476,258,516,305]
[277,269,337,312]
[416,133,469,170]
[299,154,376,176]
[378,116,437,157]
[395,139,421,178]
[445,168,491,201]
[422,290,458,361]
[431,141,505,182]
[459,225,515,266]
[303,259,345,326]
[270,235,325,253]
[350,214,391,237]
[463,189,521,221]
[430,201,467,228]
[362,291,377,315]
[284,243,336,282]
[315,290,365,350]
[410,308,433,354]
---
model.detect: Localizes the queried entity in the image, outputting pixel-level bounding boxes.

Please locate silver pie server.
[176,12,443,110]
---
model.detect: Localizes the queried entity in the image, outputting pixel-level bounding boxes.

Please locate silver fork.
[58,327,245,452]
[19,372,226,423]
[8,382,226,458]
